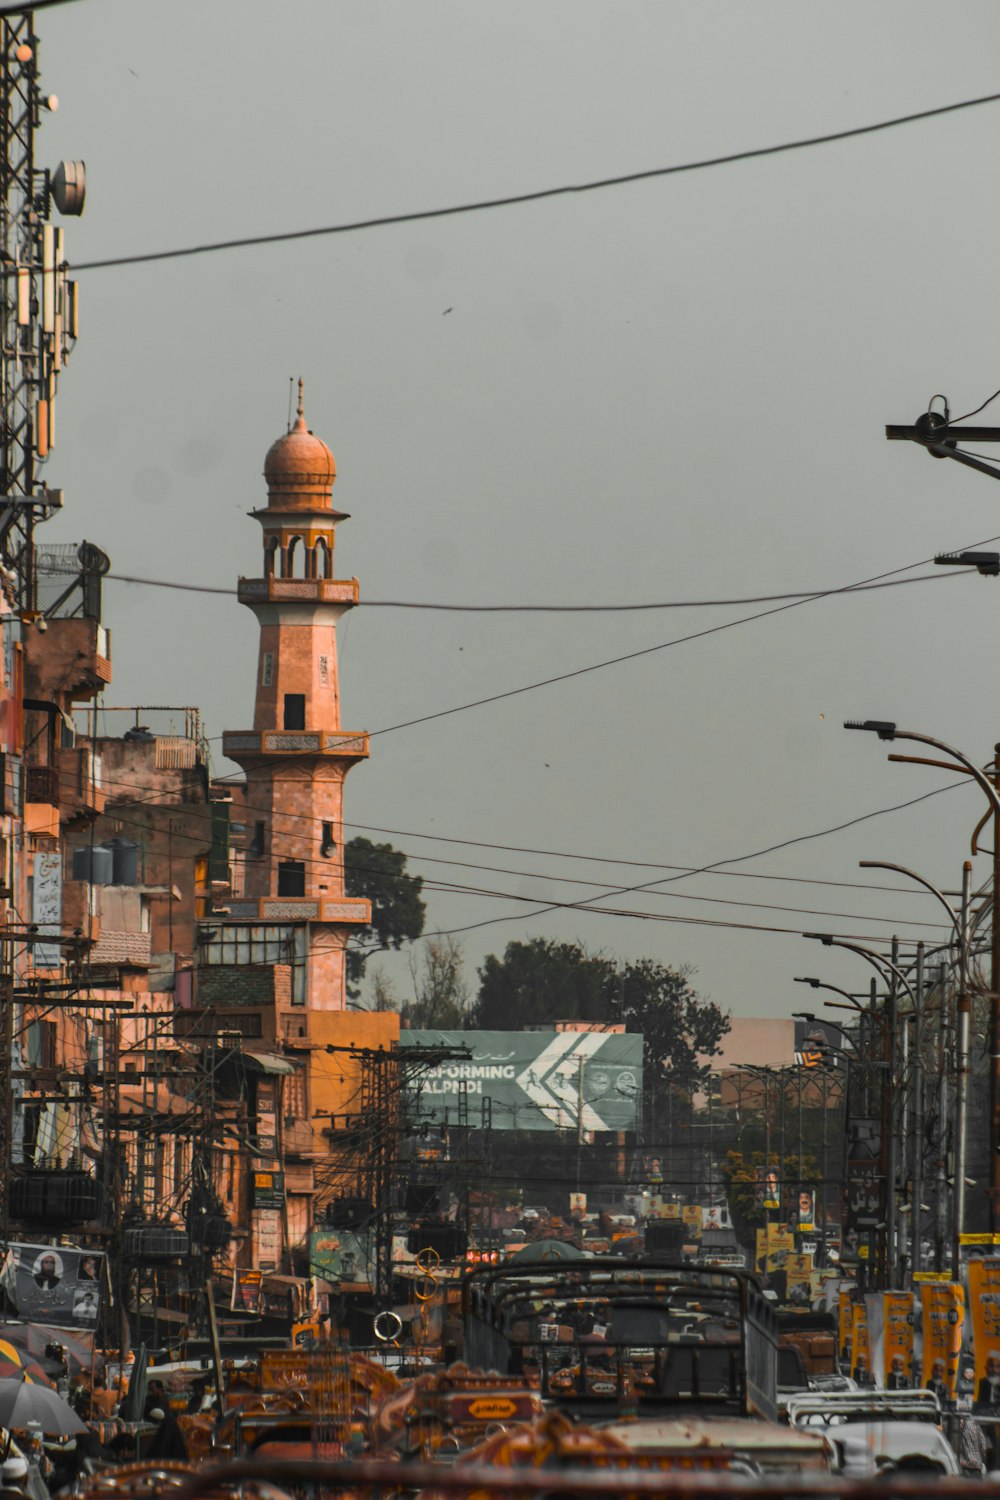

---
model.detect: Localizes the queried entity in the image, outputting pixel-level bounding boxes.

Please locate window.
[277,860,305,898]
[25,1019,56,1069]
[248,822,265,857]
[283,694,305,730]
[321,823,335,858]
[261,653,273,687]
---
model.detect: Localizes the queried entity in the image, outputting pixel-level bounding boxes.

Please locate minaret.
[223,382,369,1010]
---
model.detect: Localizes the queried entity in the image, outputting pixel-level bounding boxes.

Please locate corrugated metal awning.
[242,1051,298,1075]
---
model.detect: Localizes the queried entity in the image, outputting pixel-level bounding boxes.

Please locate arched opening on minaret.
[314,537,332,579]
[284,535,304,578]
[264,537,279,578]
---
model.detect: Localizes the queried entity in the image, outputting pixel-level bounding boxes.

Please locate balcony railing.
[25,764,59,807]
[237,577,359,606]
[222,729,369,760]
[225,896,370,925]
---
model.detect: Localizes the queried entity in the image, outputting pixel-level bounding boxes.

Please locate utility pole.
[955,864,972,1274]
[885,944,898,1289]
[912,943,924,1280]
[992,745,1000,1233]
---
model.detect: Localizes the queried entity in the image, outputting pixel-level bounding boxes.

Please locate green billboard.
[401,1029,642,1133]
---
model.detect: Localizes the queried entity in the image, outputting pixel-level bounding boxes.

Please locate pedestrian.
[144,1408,188,1462]
[960,1415,990,1476]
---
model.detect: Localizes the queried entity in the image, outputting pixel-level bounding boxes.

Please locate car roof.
[833,1422,959,1474]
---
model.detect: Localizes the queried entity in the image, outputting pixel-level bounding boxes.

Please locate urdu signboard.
[401,1030,642,1133]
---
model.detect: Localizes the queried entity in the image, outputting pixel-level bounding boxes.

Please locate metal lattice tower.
[1,14,82,610]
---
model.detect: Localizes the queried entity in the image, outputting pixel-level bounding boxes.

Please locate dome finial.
[295,377,306,430]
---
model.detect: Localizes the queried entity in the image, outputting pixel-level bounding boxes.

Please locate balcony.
[222,729,369,761]
[237,577,359,607]
[25,764,59,807]
[224,896,370,925]
[56,745,106,818]
[23,616,111,705]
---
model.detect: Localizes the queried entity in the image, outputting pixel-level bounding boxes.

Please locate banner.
[230,1268,263,1314]
[753,1165,781,1211]
[755,1225,794,1274]
[401,1030,642,1133]
[4,1244,104,1331]
[884,1292,914,1389]
[968,1259,1000,1410]
[785,1253,813,1305]
[310,1227,375,1287]
[794,1188,815,1232]
[920,1282,964,1401]
[845,1118,883,1232]
[838,1289,853,1364]
[681,1206,703,1239]
[851,1301,871,1385]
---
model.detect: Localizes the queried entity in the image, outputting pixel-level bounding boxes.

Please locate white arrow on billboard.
[516,1032,613,1130]
[545,1032,610,1131]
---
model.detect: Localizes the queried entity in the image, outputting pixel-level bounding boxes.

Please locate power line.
[425,777,972,942]
[0,0,83,12]
[69,90,1000,275]
[363,538,1000,739]
[56,757,967,949]
[92,565,964,611]
[64,754,962,917]
[55,774,949,936]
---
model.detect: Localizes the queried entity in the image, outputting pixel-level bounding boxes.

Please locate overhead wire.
[67,89,1000,275]
[38,530,1000,948]
[47,759,957,934]
[44,742,980,902]
[78,564,967,612]
[360,537,1000,739]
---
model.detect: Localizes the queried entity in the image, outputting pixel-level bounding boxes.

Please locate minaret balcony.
[222,729,369,761]
[224,895,371,925]
[238,577,359,607]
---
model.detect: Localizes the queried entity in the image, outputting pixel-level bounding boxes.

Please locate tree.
[344,836,426,996]
[473,939,612,1030]
[619,960,729,1093]
[404,936,469,1029]
[473,939,728,1097]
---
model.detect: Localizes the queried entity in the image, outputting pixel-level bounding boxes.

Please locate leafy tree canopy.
[344,836,425,995]
[473,939,729,1092]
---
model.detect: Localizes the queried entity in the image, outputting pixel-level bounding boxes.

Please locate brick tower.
[222,382,370,1009]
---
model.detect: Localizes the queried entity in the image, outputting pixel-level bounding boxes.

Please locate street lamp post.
[803,934,918,1287]
[857,860,969,1279]
[846,721,1000,1232]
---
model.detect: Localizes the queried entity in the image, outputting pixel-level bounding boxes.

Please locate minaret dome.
[263,379,337,510]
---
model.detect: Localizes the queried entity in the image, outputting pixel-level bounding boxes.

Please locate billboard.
[3,1244,104,1331]
[401,1030,642,1133]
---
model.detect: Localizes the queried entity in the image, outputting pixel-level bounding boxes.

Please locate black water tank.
[72,845,114,885]
[105,838,138,886]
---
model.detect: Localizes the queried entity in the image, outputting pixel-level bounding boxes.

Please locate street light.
[858,860,970,1279]
[802,933,910,1287]
[845,718,1000,1238]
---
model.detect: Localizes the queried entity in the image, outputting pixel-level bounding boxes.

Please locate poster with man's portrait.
[4,1244,105,1330]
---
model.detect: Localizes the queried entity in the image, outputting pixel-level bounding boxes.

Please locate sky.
[30,0,1000,1020]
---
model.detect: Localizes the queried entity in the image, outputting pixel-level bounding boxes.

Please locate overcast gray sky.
[35,0,1000,1017]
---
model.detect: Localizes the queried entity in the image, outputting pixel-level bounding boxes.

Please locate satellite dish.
[51,160,85,216]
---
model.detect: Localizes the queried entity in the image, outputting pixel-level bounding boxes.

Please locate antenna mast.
[0,14,82,611]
